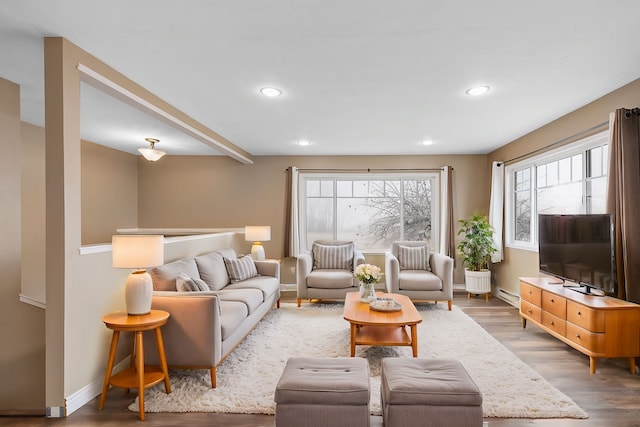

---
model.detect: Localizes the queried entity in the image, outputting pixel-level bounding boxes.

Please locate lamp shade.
[112,235,164,268]
[244,226,271,242]
[112,235,164,315]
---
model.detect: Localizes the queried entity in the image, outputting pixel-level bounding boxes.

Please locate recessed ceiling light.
[420,140,435,146]
[296,139,311,146]
[465,86,490,96]
[260,87,283,97]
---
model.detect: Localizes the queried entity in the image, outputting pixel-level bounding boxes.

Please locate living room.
[2,2,640,426]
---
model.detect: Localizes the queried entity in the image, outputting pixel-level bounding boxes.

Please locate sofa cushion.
[312,242,354,270]
[195,251,229,291]
[398,245,431,271]
[224,275,280,300]
[218,288,264,314]
[219,300,249,340]
[176,272,211,292]
[398,270,442,291]
[307,269,355,289]
[224,255,259,282]
[151,258,200,291]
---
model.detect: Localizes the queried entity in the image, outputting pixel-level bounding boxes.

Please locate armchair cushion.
[224,255,259,282]
[397,244,431,272]
[398,270,442,291]
[312,242,355,270]
[306,269,355,289]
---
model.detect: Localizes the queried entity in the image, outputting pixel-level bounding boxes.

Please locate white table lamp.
[112,235,164,315]
[245,226,271,260]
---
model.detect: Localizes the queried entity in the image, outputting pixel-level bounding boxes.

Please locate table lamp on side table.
[112,235,164,315]
[245,225,271,260]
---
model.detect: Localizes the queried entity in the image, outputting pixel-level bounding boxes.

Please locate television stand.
[519,277,640,374]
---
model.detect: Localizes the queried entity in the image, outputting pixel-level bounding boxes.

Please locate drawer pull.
[577,311,582,315]
[576,334,581,338]
[550,298,555,302]
[527,309,532,314]
[529,291,532,295]
[550,321,555,326]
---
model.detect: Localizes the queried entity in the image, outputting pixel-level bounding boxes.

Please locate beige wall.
[487,78,640,298]
[81,140,138,245]
[0,78,45,412]
[137,154,490,284]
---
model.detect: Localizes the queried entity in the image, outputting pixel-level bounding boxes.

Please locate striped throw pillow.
[398,245,431,271]
[176,272,211,292]
[312,242,355,270]
[224,255,259,282]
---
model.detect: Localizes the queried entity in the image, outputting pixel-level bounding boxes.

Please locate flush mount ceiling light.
[465,85,490,96]
[260,87,283,97]
[138,138,166,161]
[296,139,311,146]
[420,139,435,146]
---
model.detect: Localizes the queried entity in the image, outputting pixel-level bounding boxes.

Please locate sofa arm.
[384,252,400,293]
[254,259,280,279]
[430,253,454,298]
[296,252,313,298]
[354,250,365,267]
[145,293,223,369]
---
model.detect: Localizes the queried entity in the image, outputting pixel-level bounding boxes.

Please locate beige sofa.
[143,248,280,387]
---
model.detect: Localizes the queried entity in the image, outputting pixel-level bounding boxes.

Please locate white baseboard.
[65,357,130,415]
[496,287,520,308]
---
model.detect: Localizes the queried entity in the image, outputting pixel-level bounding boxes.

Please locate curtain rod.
[290,167,447,173]
[498,120,609,166]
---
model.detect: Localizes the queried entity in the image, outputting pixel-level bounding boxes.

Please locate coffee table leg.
[410,325,418,357]
[350,323,357,356]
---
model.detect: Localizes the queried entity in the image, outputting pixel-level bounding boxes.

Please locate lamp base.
[125,270,153,315]
[251,244,265,260]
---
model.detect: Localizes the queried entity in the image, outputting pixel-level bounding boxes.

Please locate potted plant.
[457,213,496,299]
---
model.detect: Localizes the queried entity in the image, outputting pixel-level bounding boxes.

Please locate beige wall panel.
[138,154,489,284]
[487,78,640,297]
[0,78,45,412]
[81,140,138,245]
[21,123,46,305]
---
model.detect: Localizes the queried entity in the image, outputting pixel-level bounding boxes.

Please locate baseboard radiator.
[497,287,520,308]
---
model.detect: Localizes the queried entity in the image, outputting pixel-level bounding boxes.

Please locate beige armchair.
[297,240,365,306]
[385,241,453,310]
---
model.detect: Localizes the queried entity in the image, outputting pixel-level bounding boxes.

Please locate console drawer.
[566,322,605,353]
[542,311,566,336]
[520,282,541,305]
[520,300,541,323]
[542,291,567,319]
[566,301,605,332]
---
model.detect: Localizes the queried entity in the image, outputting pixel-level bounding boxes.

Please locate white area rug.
[131,302,588,419]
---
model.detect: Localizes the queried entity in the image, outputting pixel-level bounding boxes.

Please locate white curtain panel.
[289,166,301,256]
[439,166,452,256]
[489,161,504,263]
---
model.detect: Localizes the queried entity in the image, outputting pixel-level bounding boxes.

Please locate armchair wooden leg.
[210,367,216,388]
[297,298,302,307]
[448,300,452,311]
[277,298,280,308]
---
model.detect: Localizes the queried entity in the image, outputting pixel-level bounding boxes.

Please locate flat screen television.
[538,213,616,296]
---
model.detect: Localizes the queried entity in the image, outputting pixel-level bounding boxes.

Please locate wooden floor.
[4,290,640,426]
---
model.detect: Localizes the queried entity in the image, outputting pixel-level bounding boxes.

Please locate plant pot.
[464,269,491,296]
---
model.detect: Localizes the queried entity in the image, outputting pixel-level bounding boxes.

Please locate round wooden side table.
[98,309,171,421]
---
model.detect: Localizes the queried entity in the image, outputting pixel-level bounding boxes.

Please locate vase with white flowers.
[354,263,383,303]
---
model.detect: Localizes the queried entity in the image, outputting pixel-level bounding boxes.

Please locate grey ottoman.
[381,358,483,427]
[275,357,370,427]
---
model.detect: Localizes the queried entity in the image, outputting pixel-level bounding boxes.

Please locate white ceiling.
[1,0,640,158]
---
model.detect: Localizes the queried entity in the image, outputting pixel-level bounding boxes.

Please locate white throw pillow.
[176,272,211,292]
[312,242,354,270]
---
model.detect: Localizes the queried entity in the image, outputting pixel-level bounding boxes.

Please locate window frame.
[299,172,440,253]
[504,130,609,252]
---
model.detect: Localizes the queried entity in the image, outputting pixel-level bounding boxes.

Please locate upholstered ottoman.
[274,357,370,427]
[381,358,483,427]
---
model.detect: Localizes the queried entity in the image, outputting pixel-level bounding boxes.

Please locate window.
[505,131,609,251]
[300,173,439,252]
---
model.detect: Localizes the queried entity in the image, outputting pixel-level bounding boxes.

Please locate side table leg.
[99,331,120,410]
[135,331,145,421]
[154,327,172,393]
